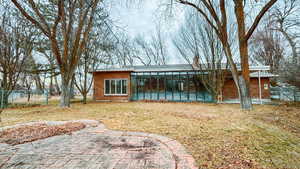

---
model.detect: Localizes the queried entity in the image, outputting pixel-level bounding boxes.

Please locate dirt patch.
[0,122,85,145]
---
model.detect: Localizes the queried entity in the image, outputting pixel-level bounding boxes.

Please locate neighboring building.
[91,64,275,103]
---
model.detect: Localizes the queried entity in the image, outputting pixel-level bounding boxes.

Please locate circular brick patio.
[0,120,198,169]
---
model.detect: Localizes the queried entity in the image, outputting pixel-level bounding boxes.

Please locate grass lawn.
[1,101,300,168]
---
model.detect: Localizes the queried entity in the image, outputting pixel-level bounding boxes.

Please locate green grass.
[1,102,300,168]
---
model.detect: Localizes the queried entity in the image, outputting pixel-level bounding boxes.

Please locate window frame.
[104,78,128,96]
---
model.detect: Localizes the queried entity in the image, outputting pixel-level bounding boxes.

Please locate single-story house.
[91,64,275,103]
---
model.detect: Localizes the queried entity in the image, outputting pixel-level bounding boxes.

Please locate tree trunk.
[49,68,54,96]
[55,76,61,95]
[234,1,253,110]
[60,75,72,107]
[237,38,252,110]
[34,75,43,91]
[238,75,252,110]
[27,91,31,102]
[70,76,75,99]
[83,92,87,104]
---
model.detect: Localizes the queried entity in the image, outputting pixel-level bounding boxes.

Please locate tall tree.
[168,0,277,110]
[11,0,102,107]
[250,25,285,73]
[113,33,136,67]
[173,14,228,101]
[36,37,61,95]
[0,7,33,107]
[75,28,114,104]
[269,0,300,64]
[134,25,169,66]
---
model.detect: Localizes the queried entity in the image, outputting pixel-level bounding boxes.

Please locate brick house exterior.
[222,78,270,100]
[92,64,274,103]
[93,71,132,101]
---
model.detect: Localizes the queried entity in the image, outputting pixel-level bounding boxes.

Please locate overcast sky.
[109,0,186,64]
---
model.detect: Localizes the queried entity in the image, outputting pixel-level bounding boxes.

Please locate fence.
[270,86,300,102]
[0,90,49,109]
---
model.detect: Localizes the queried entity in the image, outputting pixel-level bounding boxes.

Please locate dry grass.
[1,102,300,168]
[0,122,85,145]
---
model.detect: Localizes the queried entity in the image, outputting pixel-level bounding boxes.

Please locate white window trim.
[104,78,128,96]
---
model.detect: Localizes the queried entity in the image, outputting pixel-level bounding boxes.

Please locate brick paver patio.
[0,120,198,169]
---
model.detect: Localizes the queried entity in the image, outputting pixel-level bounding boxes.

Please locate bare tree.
[269,0,300,64]
[134,25,168,66]
[167,0,277,110]
[35,38,61,96]
[250,25,285,73]
[173,14,228,101]
[0,8,33,107]
[20,69,34,102]
[74,28,114,104]
[112,34,136,67]
[265,0,300,87]
[11,0,102,107]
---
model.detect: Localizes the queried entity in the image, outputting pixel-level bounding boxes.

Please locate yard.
[1,102,300,168]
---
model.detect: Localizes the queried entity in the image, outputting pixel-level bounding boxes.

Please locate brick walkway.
[0,120,198,169]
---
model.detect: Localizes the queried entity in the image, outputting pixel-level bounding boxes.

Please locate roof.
[91,64,271,73]
[250,71,277,78]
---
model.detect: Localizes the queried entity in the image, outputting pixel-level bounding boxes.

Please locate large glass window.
[104,79,128,95]
[130,71,213,102]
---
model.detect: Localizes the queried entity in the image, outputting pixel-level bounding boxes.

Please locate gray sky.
[109,0,161,38]
[109,0,186,64]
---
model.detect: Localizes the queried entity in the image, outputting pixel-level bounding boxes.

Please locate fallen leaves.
[0,122,85,145]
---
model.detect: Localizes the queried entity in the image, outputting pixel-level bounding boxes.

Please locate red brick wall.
[222,78,270,100]
[93,72,131,101]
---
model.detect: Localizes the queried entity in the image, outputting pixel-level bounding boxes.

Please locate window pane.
[150,75,157,100]
[105,80,110,94]
[122,80,127,94]
[117,80,122,94]
[131,76,137,100]
[111,80,116,94]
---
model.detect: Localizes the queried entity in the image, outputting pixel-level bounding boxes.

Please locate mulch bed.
[0,122,86,145]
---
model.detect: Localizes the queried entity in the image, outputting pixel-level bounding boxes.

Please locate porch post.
[195,72,198,101]
[136,75,139,100]
[172,72,174,100]
[157,72,159,100]
[179,73,181,101]
[258,70,262,104]
[187,72,190,101]
[150,72,152,100]
[164,72,167,100]
[143,72,145,100]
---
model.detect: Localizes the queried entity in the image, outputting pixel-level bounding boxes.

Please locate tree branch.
[245,0,278,41]
[11,0,51,37]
